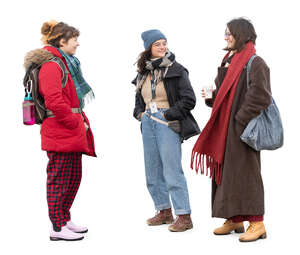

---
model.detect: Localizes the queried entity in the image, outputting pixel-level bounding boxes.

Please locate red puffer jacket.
[38,46,96,156]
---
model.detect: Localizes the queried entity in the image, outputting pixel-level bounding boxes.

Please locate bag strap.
[47,57,69,88]
[144,112,168,126]
[246,54,257,89]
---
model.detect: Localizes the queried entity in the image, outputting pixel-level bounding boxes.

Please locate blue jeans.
[141,109,191,215]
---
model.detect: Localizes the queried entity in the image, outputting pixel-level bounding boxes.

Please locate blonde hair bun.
[41,20,59,45]
[41,20,58,35]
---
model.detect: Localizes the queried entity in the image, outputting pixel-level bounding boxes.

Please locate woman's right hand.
[201,89,206,99]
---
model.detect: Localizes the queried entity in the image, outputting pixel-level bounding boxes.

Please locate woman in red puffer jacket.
[24,20,95,241]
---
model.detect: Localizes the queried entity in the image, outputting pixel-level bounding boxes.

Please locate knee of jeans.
[165,179,185,191]
[160,150,182,170]
[163,166,185,184]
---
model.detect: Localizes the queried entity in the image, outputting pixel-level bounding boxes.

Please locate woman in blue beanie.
[132,29,200,232]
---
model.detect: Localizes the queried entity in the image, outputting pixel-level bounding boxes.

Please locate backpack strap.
[47,57,69,88]
[246,54,257,89]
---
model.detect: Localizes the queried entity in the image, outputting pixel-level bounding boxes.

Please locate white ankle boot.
[66,221,88,233]
[50,226,84,241]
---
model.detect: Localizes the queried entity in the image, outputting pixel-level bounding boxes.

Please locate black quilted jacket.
[132,61,200,141]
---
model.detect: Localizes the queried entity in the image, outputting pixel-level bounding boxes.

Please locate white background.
[0,0,299,254]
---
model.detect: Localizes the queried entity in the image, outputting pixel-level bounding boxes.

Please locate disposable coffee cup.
[204,85,214,99]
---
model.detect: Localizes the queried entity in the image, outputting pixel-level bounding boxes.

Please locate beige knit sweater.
[141,74,170,110]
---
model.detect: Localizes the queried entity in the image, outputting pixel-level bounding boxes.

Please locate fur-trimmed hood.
[24,48,55,70]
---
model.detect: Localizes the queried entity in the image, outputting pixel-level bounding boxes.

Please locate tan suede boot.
[168,214,193,232]
[146,208,174,226]
[213,219,245,235]
[239,221,267,242]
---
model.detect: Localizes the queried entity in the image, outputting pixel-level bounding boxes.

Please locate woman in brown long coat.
[191,18,271,242]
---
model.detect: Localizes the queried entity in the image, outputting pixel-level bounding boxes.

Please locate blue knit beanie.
[141,29,167,50]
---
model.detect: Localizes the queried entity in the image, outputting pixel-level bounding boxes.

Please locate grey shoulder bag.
[240,55,284,151]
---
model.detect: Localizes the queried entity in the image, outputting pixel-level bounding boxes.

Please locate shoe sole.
[239,232,267,242]
[168,225,193,232]
[147,220,174,226]
[214,227,245,235]
[50,236,84,241]
[214,232,231,236]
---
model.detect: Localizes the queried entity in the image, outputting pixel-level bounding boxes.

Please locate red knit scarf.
[191,42,256,185]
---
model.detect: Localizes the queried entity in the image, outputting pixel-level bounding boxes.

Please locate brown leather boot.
[239,221,267,242]
[146,208,174,226]
[168,214,193,232]
[213,219,245,235]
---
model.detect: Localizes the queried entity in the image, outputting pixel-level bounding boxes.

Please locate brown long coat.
[205,56,271,219]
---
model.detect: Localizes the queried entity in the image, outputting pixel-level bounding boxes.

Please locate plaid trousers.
[46,152,82,231]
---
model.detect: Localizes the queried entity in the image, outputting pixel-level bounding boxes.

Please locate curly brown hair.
[225,17,257,52]
[137,47,152,74]
[41,21,80,47]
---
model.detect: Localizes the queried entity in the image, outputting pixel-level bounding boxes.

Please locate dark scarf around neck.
[136,51,175,91]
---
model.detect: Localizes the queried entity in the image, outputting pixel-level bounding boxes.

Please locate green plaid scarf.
[58,48,94,109]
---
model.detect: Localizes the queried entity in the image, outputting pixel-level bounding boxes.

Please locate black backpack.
[23,49,68,124]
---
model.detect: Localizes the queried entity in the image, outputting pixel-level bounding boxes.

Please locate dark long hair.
[41,21,80,47]
[225,17,257,52]
[137,47,152,74]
